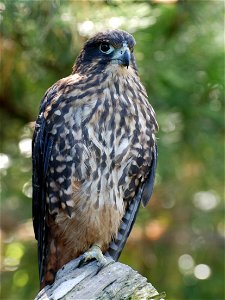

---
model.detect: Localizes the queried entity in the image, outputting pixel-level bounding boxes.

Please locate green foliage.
[0,1,224,299]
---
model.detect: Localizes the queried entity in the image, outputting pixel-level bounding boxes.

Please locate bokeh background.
[0,1,224,299]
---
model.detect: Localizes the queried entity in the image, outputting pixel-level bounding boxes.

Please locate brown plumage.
[32,29,158,288]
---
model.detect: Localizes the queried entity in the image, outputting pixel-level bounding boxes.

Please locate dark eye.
[99,42,114,54]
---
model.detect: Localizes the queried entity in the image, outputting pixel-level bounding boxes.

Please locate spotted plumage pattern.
[32,29,158,288]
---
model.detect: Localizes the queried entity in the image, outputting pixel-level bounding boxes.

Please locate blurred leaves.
[0,0,224,300]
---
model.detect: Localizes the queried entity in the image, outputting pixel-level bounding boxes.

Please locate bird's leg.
[82,243,107,266]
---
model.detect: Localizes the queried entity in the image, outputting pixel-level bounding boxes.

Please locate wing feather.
[107,145,158,260]
[32,87,57,283]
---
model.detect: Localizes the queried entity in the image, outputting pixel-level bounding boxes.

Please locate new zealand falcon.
[32,29,158,288]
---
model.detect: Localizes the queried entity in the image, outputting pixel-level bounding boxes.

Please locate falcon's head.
[73,30,137,75]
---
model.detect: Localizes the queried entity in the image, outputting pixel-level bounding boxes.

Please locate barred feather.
[32,29,158,288]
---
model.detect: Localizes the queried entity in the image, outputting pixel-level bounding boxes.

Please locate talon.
[82,244,107,266]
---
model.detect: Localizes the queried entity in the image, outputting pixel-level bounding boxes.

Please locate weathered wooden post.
[35,256,165,300]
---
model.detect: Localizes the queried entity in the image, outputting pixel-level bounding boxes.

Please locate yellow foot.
[82,244,107,266]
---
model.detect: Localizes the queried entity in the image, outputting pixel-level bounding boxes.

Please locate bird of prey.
[32,29,158,288]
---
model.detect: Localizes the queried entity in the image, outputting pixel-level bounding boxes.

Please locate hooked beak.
[112,44,131,68]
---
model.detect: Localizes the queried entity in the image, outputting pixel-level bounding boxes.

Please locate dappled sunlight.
[13,269,29,288]
[3,242,25,271]
[153,0,178,3]
[78,20,95,37]
[158,112,183,145]
[76,2,156,37]
[0,153,11,170]
[160,112,182,134]
[0,1,223,299]
[193,190,220,211]
[22,181,32,198]
[194,264,211,280]
[145,219,168,241]
[18,138,32,158]
[178,254,195,275]
[178,254,212,282]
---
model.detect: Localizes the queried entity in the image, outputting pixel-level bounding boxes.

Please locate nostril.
[121,51,123,54]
